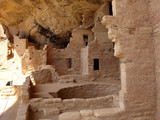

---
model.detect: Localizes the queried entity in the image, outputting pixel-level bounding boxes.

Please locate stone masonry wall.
[47,28,93,75]
[101,0,156,119]
[149,0,160,119]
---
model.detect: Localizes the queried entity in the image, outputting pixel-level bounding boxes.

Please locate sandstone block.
[80,110,93,117]
[53,98,62,103]
[44,99,53,104]
[59,112,81,120]
[73,98,87,107]
[86,98,98,106]
[63,99,74,109]
[44,108,60,116]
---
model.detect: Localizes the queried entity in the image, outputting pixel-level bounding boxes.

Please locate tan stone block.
[63,99,74,109]
[86,98,98,106]
[93,108,121,118]
[81,116,96,120]
[59,112,82,120]
[44,99,53,104]
[44,108,60,116]
[73,98,87,107]
[30,98,43,103]
[53,98,62,103]
[80,110,93,117]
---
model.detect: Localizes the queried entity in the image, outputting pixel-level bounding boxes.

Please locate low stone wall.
[59,107,123,120]
[29,95,118,119]
[16,76,31,120]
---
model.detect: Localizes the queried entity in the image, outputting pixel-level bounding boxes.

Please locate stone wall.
[102,0,156,119]
[47,28,93,75]
[29,95,116,119]
[46,3,120,82]
[13,36,47,74]
[149,0,160,119]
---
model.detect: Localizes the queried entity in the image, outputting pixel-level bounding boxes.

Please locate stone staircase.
[0,87,16,99]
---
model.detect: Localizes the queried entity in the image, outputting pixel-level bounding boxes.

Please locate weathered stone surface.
[0,0,104,47]
[59,112,81,120]
[43,108,60,116]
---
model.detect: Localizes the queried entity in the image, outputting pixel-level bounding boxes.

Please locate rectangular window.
[67,58,72,69]
[83,34,88,46]
[109,1,113,16]
[94,59,99,70]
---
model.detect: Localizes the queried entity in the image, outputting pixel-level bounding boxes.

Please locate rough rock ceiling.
[0,0,105,48]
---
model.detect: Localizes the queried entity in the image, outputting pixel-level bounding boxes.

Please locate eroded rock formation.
[0,0,105,47]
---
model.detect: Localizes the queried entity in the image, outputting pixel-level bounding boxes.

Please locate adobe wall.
[149,0,160,119]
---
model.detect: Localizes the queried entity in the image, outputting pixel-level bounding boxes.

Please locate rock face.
[0,0,104,47]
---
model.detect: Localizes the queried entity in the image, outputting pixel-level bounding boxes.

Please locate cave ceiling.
[0,0,105,48]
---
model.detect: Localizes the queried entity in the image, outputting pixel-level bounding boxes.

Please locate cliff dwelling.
[0,0,160,120]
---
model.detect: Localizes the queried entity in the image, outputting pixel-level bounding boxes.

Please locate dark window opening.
[94,59,99,70]
[113,42,115,48]
[109,1,113,16]
[64,42,69,48]
[6,81,13,86]
[67,58,72,69]
[83,35,88,46]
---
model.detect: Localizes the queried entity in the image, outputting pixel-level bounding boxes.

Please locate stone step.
[0,87,16,96]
